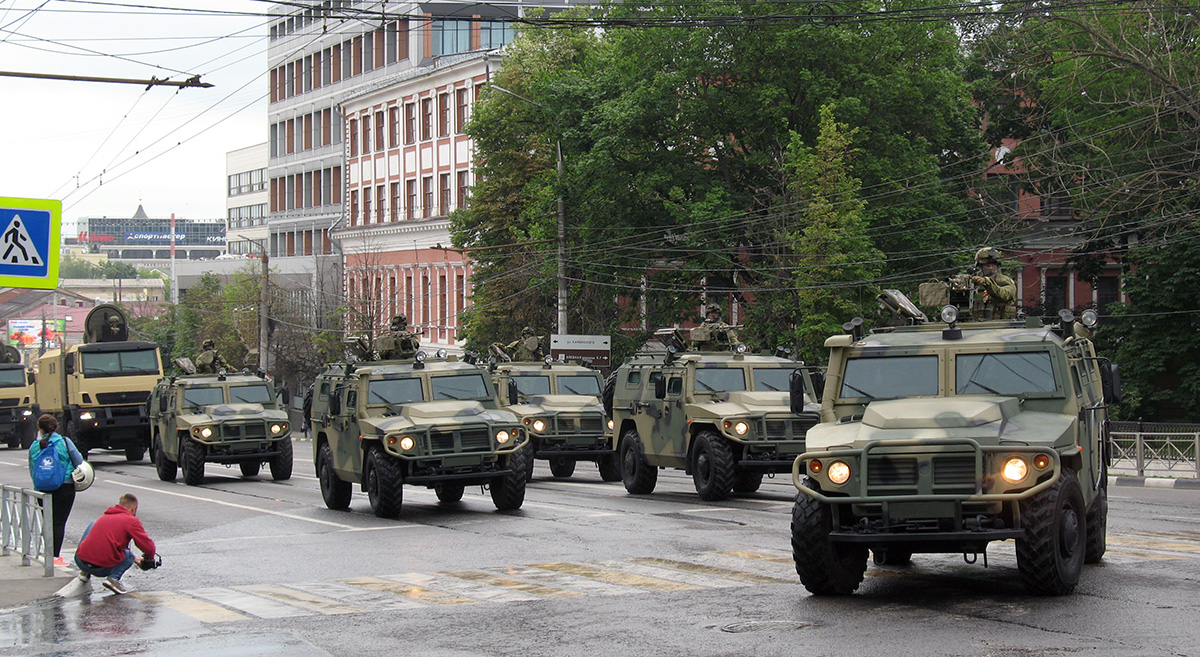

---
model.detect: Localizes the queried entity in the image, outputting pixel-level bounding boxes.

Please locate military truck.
[608,328,823,501]
[0,345,38,449]
[490,358,618,481]
[310,336,529,518]
[791,295,1118,596]
[148,360,293,486]
[35,305,162,460]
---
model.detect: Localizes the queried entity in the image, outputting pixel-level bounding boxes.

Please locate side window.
[346,389,358,410]
[319,381,330,400]
[626,370,641,387]
[648,371,663,385]
[667,377,683,395]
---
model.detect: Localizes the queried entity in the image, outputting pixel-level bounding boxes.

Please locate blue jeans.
[74,522,135,581]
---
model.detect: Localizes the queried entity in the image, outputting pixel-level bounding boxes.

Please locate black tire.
[872,549,913,566]
[1084,484,1108,564]
[153,435,177,482]
[602,371,618,416]
[125,445,146,462]
[549,456,576,479]
[597,453,621,482]
[18,420,36,449]
[239,460,261,477]
[1017,469,1087,595]
[269,436,294,481]
[619,429,657,494]
[791,479,868,595]
[181,437,206,486]
[318,442,351,510]
[491,446,528,511]
[365,445,404,518]
[732,470,764,494]
[67,421,89,461]
[523,444,535,482]
[692,431,735,501]
[436,483,465,503]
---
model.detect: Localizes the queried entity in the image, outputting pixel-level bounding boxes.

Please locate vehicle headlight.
[723,420,750,436]
[270,423,288,436]
[827,460,852,485]
[194,426,213,439]
[1002,457,1029,484]
[21,410,32,417]
[496,430,511,444]
[940,305,959,324]
[531,419,547,433]
[607,419,614,430]
[398,435,415,451]
[79,411,95,421]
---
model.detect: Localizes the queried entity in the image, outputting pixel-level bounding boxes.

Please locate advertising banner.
[7,319,66,349]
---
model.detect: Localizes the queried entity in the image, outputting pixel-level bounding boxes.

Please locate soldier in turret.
[690,306,738,351]
[373,314,420,360]
[970,247,1017,320]
[498,327,543,362]
[195,339,229,374]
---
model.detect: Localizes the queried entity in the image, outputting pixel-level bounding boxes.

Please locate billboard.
[7,319,66,349]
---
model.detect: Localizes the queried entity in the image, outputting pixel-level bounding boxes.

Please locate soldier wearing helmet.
[970,247,1017,320]
[390,314,408,332]
[498,327,543,362]
[195,339,229,374]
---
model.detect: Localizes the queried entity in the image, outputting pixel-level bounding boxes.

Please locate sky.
[0,1,269,236]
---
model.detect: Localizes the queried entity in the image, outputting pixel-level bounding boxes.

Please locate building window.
[1042,190,1072,219]
[433,20,470,56]
[455,88,469,133]
[480,21,515,49]
[422,176,433,218]
[438,92,450,138]
[1044,275,1067,313]
[375,111,385,151]
[362,113,372,154]
[406,180,416,220]
[439,174,451,215]
[388,106,399,148]
[349,119,358,157]
[457,170,470,208]
[390,182,400,222]
[376,185,385,223]
[1097,276,1120,315]
[363,189,372,225]
[349,190,359,226]
[405,102,416,144]
[420,98,432,141]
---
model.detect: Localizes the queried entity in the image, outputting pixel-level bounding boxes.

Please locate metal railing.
[1110,422,1200,479]
[0,485,55,576]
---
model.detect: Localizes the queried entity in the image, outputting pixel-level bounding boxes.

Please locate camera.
[137,554,163,571]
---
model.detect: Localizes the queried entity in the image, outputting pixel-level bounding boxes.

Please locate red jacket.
[76,505,156,567]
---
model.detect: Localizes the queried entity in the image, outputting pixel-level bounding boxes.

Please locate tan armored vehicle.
[0,345,37,449]
[791,294,1119,596]
[310,333,529,518]
[490,358,617,481]
[148,360,293,486]
[608,327,823,501]
[35,305,162,460]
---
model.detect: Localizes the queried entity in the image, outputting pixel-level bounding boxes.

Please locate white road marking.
[118,481,356,529]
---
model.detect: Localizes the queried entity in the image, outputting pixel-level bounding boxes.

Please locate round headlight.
[199,427,213,439]
[544,355,554,365]
[940,305,959,324]
[607,419,614,430]
[1002,457,1029,483]
[827,460,851,485]
[399,435,415,451]
[269,424,282,435]
[496,430,511,444]
[532,419,547,433]
[734,343,748,354]
[1081,308,1099,327]
[414,351,427,362]
[79,411,95,421]
[1058,308,1076,324]
[733,421,749,436]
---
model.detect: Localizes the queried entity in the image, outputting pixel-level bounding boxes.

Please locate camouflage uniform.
[503,328,542,362]
[195,339,229,374]
[690,309,737,351]
[970,247,1017,320]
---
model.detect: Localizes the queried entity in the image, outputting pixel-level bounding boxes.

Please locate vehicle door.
[647,366,688,463]
[630,367,663,458]
[332,382,363,476]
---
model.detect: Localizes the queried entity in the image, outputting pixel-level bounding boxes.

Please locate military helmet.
[975,247,1001,265]
[394,313,407,323]
[202,339,216,349]
[522,326,534,335]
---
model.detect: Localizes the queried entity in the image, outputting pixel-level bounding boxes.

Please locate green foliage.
[58,257,140,280]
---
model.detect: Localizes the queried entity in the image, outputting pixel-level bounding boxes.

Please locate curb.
[1109,475,1200,490]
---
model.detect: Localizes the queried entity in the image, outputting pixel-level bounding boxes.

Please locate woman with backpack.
[28,414,84,567]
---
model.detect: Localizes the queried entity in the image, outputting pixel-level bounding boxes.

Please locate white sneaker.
[77,572,91,583]
[102,577,128,595]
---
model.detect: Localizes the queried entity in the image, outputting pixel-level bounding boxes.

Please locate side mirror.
[329,391,342,416]
[654,376,666,400]
[278,388,292,406]
[1101,362,1123,405]
[27,371,35,385]
[810,371,825,403]
[64,353,75,375]
[507,379,519,405]
[789,370,807,414]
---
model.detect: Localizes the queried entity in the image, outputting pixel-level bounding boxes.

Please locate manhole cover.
[721,620,814,633]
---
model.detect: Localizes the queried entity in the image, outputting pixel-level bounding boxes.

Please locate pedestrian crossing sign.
[0,197,60,289]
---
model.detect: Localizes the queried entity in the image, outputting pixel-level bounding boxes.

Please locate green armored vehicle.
[149,362,293,486]
[791,297,1119,596]
[609,327,823,501]
[310,342,529,518]
[490,358,618,481]
[0,345,37,449]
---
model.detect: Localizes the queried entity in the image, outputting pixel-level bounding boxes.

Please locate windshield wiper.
[841,382,876,399]
[966,380,1004,395]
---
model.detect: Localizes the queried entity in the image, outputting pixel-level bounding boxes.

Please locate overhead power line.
[0,69,212,87]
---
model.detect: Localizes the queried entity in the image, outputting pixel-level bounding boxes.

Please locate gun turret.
[83,304,128,343]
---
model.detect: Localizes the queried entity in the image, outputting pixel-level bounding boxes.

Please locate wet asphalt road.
[1,442,1198,657]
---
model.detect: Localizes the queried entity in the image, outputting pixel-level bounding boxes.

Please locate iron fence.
[0,485,54,576]
[1109,422,1200,479]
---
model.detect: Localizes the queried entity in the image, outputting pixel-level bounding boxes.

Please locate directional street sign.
[0,197,60,289]
[550,334,611,368]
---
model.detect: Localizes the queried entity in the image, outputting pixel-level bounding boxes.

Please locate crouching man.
[74,493,156,595]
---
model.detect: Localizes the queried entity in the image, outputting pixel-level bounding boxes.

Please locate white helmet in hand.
[72,461,94,491]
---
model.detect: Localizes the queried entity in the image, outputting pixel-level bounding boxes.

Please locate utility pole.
[259,250,270,373]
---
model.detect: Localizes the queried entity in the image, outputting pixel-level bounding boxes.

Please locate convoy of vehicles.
[791,298,1117,596]
[33,305,162,460]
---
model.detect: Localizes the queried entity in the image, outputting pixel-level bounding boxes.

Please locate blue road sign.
[0,197,61,289]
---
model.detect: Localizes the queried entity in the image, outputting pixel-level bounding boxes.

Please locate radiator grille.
[96,391,150,405]
[430,426,493,453]
[867,456,918,486]
[933,455,977,486]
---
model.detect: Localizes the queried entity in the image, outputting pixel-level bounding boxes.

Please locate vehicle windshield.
[557,375,601,396]
[841,355,938,399]
[752,368,792,392]
[230,384,272,404]
[80,349,159,378]
[512,375,551,395]
[183,387,225,408]
[431,373,491,400]
[956,352,1058,395]
[0,369,25,387]
[694,368,747,393]
[368,378,424,405]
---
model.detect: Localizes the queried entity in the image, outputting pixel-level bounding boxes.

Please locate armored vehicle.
[310,347,529,518]
[791,298,1118,596]
[148,361,293,486]
[609,328,823,501]
[490,358,617,481]
[35,305,162,460]
[0,345,37,449]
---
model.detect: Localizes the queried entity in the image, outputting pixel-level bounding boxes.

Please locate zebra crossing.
[131,550,800,624]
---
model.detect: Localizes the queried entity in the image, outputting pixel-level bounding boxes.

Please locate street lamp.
[489,84,568,335]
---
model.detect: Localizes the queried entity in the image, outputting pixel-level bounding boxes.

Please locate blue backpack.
[31,436,67,492]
